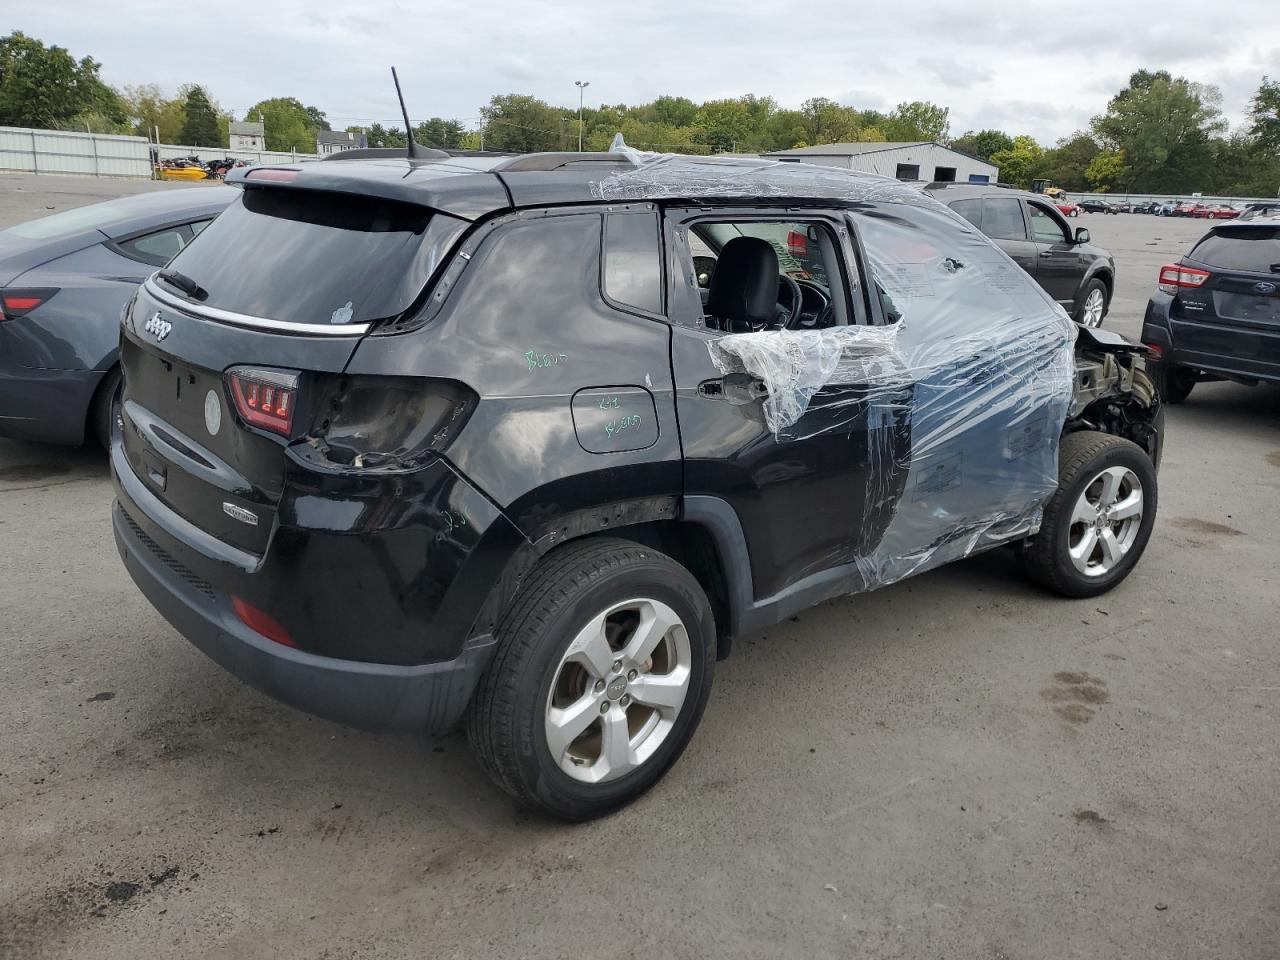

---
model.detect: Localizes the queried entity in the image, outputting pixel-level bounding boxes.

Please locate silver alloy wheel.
[1068,466,1143,577]
[544,597,692,784]
[1080,287,1106,328]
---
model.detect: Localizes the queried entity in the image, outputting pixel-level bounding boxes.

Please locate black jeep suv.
[1142,217,1280,402]
[112,150,1162,819]
[926,183,1116,328]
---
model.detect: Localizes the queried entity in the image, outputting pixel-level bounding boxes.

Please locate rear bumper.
[113,499,497,733]
[1143,296,1280,384]
[0,364,102,445]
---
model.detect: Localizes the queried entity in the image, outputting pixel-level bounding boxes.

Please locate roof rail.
[492,152,633,172]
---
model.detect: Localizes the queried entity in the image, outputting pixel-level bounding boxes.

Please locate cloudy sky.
[11,0,1276,142]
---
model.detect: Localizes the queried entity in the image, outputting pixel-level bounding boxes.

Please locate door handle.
[698,373,768,404]
[1039,251,1054,258]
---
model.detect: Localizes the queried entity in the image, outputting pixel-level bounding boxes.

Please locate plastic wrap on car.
[595,141,1078,591]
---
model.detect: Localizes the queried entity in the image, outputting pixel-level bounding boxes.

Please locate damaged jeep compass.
[112,146,1163,819]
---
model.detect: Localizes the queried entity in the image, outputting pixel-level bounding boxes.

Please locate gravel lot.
[2,174,1278,960]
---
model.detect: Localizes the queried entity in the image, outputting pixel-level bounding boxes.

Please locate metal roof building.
[767,141,999,184]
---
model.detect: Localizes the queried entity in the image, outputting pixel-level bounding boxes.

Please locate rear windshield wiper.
[157,269,208,301]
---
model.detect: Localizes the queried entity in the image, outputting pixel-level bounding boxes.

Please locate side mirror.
[1074,227,1090,244]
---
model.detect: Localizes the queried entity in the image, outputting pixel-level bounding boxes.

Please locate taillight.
[786,230,808,257]
[227,366,299,437]
[1157,263,1210,296]
[0,287,59,320]
[298,376,476,472]
[1143,342,1165,361]
[232,596,296,647]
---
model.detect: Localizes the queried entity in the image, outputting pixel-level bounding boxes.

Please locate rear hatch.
[118,183,459,557]
[1171,223,1280,369]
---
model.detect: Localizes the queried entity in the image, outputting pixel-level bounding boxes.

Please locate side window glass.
[676,218,856,332]
[949,199,983,231]
[603,211,663,315]
[982,198,1026,241]
[118,225,191,266]
[1029,203,1070,244]
[189,219,212,236]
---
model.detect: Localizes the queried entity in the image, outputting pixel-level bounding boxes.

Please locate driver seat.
[705,236,779,333]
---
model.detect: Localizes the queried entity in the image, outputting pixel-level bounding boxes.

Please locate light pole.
[575,80,590,152]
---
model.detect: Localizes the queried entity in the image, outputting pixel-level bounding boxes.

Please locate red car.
[1188,204,1238,219]
[1054,199,1081,217]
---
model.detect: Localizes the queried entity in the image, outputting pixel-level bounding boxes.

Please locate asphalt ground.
[1,174,1277,960]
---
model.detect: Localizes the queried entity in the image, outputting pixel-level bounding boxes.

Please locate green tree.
[305,105,330,132]
[480,94,562,152]
[0,31,123,129]
[1034,131,1101,192]
[988,135,1044,187]
[884,101,950,142]
[179,85,221,147]
[652,95,697,127]
[694,98,755,152]
[951,129,1013,161]
[415,117,466,149]
[1249,77,1280,154]
[1085,150,1126,191]
[245,96,325,152]
[1091,69,1225,192]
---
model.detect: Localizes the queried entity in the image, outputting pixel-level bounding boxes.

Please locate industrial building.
[768,141,999,184]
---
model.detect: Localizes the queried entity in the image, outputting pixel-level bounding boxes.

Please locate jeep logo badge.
[144,312,172,341]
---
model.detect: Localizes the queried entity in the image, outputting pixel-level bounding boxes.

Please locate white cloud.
[8,0,1273,142]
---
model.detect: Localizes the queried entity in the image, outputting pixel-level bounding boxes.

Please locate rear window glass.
[0,195,161,241]
[603,212,663,314]
[948,198,983,230]
[1189,227,1280,274]
[159,188,438,326]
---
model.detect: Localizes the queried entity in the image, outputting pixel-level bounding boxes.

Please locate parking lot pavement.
[2,179,1278,960]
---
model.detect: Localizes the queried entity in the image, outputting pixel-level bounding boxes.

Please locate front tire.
[1018,431,1158,598]
[467,537,715,820]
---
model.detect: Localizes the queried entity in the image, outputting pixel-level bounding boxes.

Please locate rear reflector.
[0,287,59,320]
[232,596,297,647]
[1158,263,1210,296]
[227,366,299,436]
[1143,342,1165,361]
[245,168,299,183]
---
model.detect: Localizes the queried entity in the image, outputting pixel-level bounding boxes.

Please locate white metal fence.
[0,126,152,177]
[0,125,320,178]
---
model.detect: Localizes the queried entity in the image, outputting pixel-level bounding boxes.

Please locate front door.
[664,207,912,602]
[1027,198,1085,306]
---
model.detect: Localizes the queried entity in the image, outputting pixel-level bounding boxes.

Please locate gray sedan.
[0,186,236,446]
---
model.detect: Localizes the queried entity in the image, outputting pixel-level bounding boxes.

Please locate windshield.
[158,187,448,326]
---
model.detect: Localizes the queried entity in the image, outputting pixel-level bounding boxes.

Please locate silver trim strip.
[143,276,371,336]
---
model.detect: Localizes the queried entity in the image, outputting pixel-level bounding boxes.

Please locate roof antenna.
[391,67,445,161]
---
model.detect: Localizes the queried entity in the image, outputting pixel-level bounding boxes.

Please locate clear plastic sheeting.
[595,143,1079,592]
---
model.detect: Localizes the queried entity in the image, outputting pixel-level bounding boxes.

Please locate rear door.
[665,206,912,601]
[1173,224,1280,369]
[980,195,1038,278]
[117,185,465,558]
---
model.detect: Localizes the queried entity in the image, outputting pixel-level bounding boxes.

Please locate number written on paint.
[604,414,642,438]
[526,350,568,372]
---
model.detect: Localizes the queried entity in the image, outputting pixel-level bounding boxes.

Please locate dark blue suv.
[1143,219,1280,402]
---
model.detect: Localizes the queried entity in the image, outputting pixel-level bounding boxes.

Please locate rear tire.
[90,366,122,450]
[467,537,715,820]
[1018,431,1158,598]
[1154,361,1195,404]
